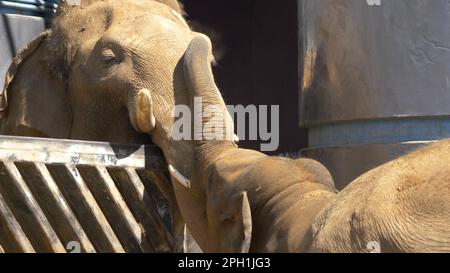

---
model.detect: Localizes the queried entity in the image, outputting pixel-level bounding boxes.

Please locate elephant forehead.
[58,0,188,30]
[113,13,188,36]
[55,5,110,33]
[50,0,189,64]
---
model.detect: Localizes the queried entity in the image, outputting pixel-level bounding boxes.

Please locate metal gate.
[0,0,58,19]
[0,135,174,253]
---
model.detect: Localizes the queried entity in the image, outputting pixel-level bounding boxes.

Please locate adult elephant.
[0,0,192,252]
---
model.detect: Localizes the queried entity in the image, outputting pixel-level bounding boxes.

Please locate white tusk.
[233,134,240,147]
[168,165,191,188]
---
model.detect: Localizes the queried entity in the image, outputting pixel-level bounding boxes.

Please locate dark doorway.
[183,0,307,155]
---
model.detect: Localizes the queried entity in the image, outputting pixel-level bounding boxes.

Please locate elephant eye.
[100,48,118,65]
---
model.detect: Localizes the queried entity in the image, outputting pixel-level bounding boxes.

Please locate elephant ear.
[218,192,253,253]
[0,31,72,138]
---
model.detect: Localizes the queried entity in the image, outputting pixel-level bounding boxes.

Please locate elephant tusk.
[233,134,240,143]
[233,134,240,147]
[168,165,191,188]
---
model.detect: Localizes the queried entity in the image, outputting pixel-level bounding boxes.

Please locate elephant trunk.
[183,36,235,147]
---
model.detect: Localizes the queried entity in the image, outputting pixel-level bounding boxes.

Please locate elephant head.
[0,0,235,252]
[0,0,192,144]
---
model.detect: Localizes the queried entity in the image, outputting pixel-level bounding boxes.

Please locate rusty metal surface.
[0,135,174,253]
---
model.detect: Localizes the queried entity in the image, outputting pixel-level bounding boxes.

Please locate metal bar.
[15,162,96,253]
[0,7,46,16]
[108,167,174,252]
[46,164,125,253]
[135,168,173,206]
[3,0,57,9]
[0,1,55,14]
[78,165,153,253]
[0,135,166,169]
[0,161,65,252]
[0,191,35,253]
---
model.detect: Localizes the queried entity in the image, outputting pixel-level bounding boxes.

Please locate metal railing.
[0,0,58,23]
[0,135,174,253]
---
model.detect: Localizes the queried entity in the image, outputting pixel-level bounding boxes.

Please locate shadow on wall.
[183,0,308,156]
